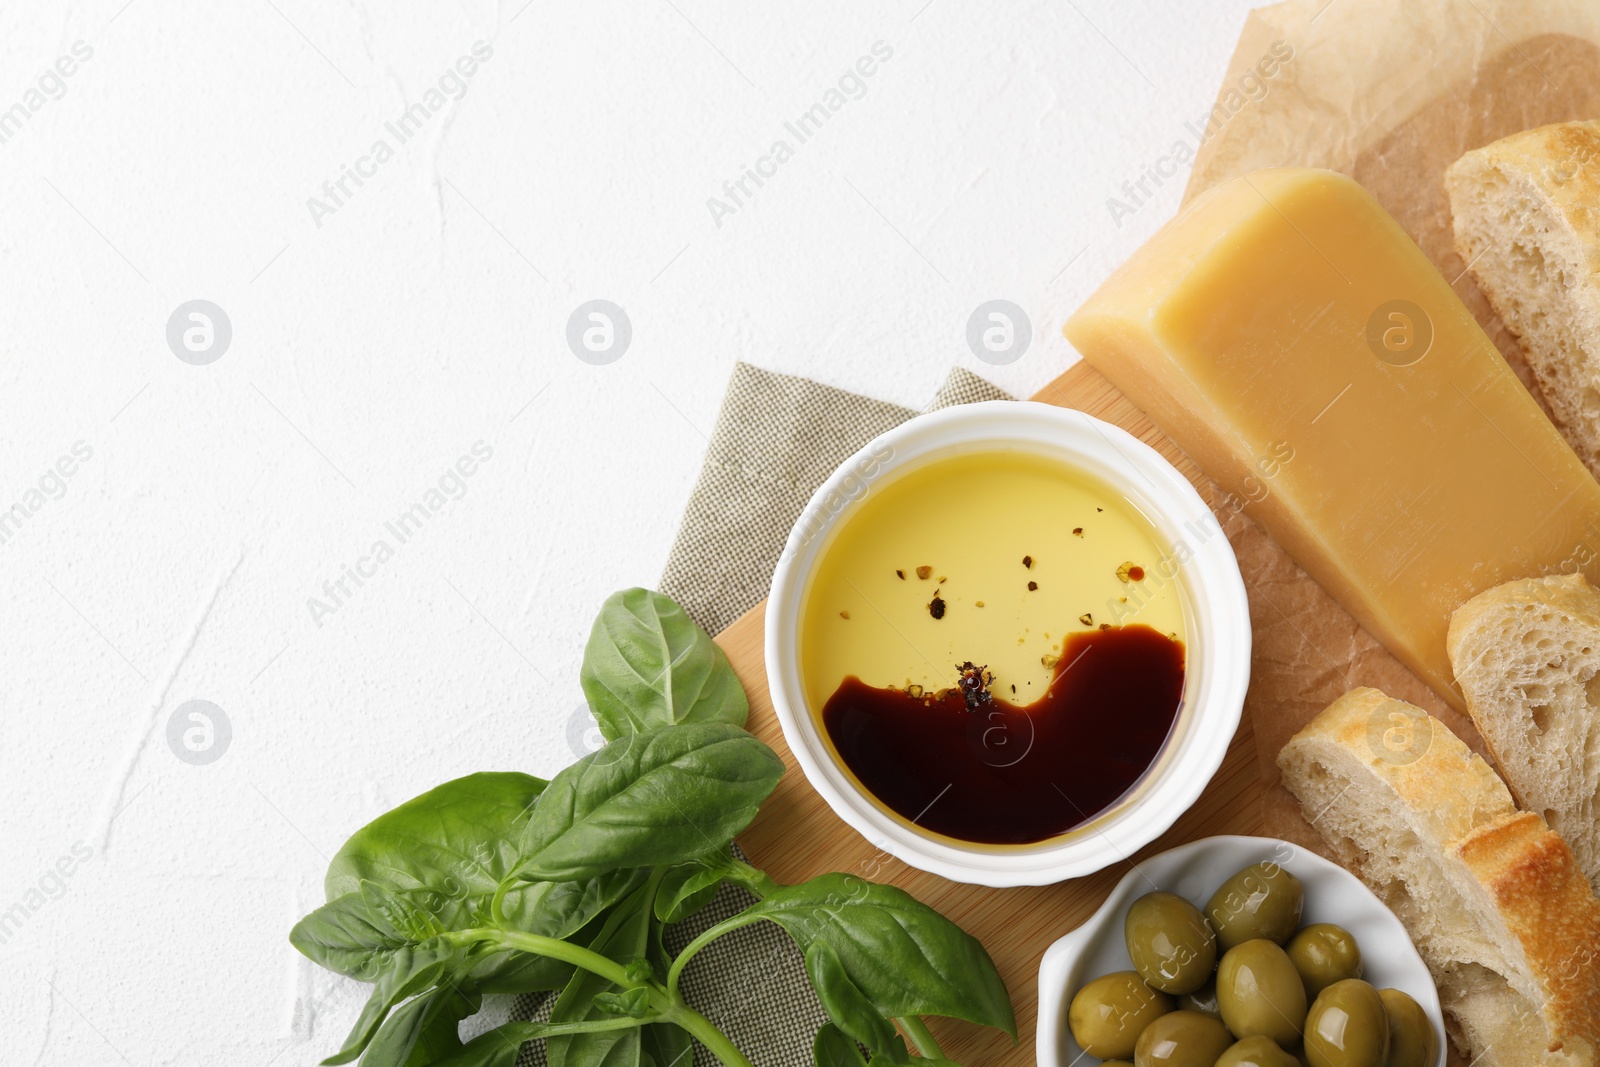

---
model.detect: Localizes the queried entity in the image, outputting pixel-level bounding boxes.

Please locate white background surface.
[1,1,1264,1062]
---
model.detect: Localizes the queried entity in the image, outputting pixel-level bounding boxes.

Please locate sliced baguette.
[1448,573,1600,892]
[1445,120,1600,479]
[1277,687,1600,1066]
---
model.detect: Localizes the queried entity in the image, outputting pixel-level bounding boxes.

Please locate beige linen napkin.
[512,361,1011,1066]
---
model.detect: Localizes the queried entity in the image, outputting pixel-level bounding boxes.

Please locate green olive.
[1217,939,1308,1047]
[1206,863,1305,950]
[1217,1036,1302,1067]
[1125,891,1219,994]
[1068,970,1173,1058]
[1177,980,1222,1020]
[1378,988,1437,1067]
[1305,979,1390,1067]
[1287,923,1364,998]
[1133,1010,1233,1067]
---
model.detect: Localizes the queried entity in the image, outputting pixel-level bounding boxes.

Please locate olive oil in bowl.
[799,449,1189,846]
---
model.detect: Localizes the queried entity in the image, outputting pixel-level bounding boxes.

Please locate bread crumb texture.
[1447,121,1600,480]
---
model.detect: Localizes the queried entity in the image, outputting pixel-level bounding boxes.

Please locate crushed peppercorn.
[1072,527,1084,536]
[1027,580,1038,591]
[1079,612,1094,626]
[1116,561,1146,583]
[1022,555,1033,568]
[916,565,933,580]
[955,660,992,710]
[928,595,946,619]
[896,569,905,580]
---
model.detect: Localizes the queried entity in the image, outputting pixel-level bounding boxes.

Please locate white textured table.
[0,2,1261,1061]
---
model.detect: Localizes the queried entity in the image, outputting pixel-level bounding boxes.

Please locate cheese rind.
[1065,168,1600,707]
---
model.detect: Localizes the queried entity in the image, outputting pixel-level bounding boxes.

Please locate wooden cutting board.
[721,361,1264,1065]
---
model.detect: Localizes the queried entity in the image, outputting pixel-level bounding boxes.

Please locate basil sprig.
[292,587,1015,1067]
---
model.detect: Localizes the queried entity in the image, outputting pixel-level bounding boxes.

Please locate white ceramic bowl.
[764,401,1251,887]
[1037,835,1446,1066]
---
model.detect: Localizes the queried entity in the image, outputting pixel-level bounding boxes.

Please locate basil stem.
[461,926,756,1067]
[524,1016,658,1037]
[725,858,780,897]
[657,1003,755,1067]
[665,912,767,999]
[476,928,632,987]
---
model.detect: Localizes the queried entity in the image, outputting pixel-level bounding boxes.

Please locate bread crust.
[1458,810,1600,1052]
[1449,121,1600,252]
[1279,688,1600,1061]
[1447,573,1600,665]
[1293,687,1518,842]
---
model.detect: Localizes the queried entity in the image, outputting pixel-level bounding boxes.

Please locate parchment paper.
[1178,0,1600,851]
[1174,13,1600,1058]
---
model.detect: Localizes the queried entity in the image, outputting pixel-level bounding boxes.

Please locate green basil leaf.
[516,725,783,882]
[641,1026,690,1067]
[292,882,492,983]
[291,891,412,981]
[545,885,656,1067]
[804,941,903,1057]
[404,986,478,1066]
[291,888,488,983]
[654,855,731,924]
[593,987,653,1019]
[466,952,575,995]
[428,1021,575,1067]
[362,881,448,942]
[296,870,644,994]
[323,941,461,1065]
[813,1024,870,1067]
[468,867,649,991]
[658,879,719,925]
[521,868,651,939]
[581,588,748,740]
[468,881,638,994]
[326,772,547,900]
[360,984,478,1067]
[643,913,694,1067]
[548,1011,644,1067]
[737,875,1016,1039]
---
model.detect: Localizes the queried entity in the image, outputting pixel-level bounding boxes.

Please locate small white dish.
[1037,834,1447,1066]
[764,400,1251,887]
